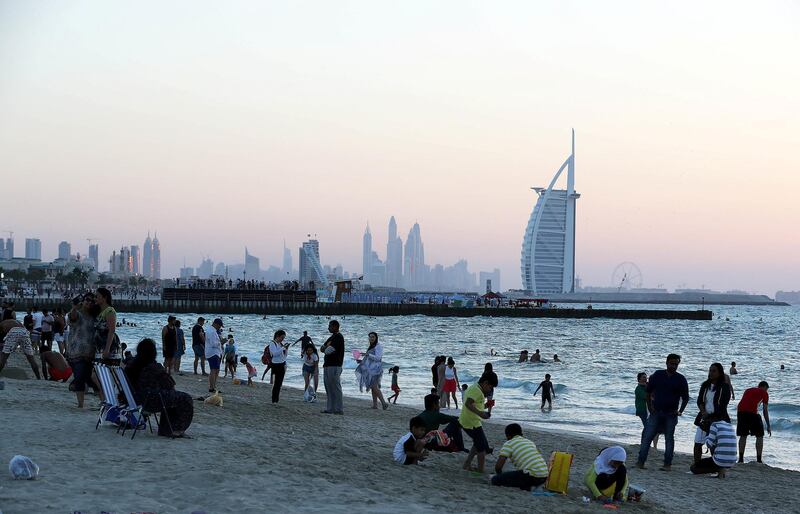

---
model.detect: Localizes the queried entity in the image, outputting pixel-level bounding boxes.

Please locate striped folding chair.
[94,363,121,430]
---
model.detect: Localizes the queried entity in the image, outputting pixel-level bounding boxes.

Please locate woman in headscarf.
[584,446,629,501]
[354,332,388,410]
[693,362,731,464]
[125,338,194,437]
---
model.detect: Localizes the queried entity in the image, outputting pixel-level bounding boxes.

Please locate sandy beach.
[1,352,798,514]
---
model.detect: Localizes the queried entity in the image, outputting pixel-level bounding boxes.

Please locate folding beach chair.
[94,363,122,430]
[112,366,172,439]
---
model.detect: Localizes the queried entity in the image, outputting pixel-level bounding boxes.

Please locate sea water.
[114,304,800,471]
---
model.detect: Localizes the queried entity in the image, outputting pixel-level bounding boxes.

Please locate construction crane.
[86,237,100,246]
[2,230,12,239]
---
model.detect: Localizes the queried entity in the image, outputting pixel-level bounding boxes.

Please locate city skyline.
[1,2,798,294]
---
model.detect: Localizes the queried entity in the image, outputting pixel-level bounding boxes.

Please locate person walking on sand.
[737,381,771,463]
[460,372,498,474]
[161,315,178,375]
[267,330,289,404]
[192,317,207,375]
[354,331,388,410]
[636,353,689,471]
[173,319,186,374]
[635,373,659,449]
[533,373,556,411]
[441,357,460,409]
[321,320,345,415]
[204,318,224,393]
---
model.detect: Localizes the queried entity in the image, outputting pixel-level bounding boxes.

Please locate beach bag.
[545,451,573,494]
[261,352,272,366]
[304,385,317,403]
[204,392,224,407]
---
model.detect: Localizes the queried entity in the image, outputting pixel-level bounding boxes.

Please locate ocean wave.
[768,403,800,416]
[772,418,799,433]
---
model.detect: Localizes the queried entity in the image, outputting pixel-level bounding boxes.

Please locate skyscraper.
[58,241,71,260]
[521,131,580,293]
[403,223,425,289]
[88,244,99,270]
[25,238,42,260]
[198,258,214,278]
[130,245,140,275]
[385,216,403,288]
[244,248,260,280]
[0,239,5,259]
[5,238,14,259]
[281,242,292,277]
[362,224,372,281]
[299,239,326,287]
[152,233,161,279]
[143,232,153,278]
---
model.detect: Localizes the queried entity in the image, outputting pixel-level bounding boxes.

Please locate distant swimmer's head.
[535,349,540,353]
[731,361,736,367]
[758,381,770,390]
[545,373,551,380]
[780,364,785,370]
[504,423,523,440]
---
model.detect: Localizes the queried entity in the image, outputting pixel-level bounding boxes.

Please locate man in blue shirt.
[636,353,689,471]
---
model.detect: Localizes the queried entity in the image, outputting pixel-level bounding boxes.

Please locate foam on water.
[115,304,800,470]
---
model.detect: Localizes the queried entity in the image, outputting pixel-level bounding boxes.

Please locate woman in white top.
[355,332,388,410]
[268,330,289,404]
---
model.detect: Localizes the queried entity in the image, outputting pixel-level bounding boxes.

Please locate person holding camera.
[67,293,101,407]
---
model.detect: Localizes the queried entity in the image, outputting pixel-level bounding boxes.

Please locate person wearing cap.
[192,317,207,375]
[204,318,224,393]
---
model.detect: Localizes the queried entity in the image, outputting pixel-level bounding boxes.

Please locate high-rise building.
[385,216,403,288]
[130,245,140,275]
[88,244,99,270]
[362,224,372,281]
[25,238,42,260]
[521,131,580,293]
[214,262,226,276]
[152,233,161,279]
[4,238,14,259]
[109,246,132,275]
[479,268,501,293]
[299,239,326,287]
[244,248,260,280]
[403,223,425,289]
[281,242,292,277]
[179,266,194,280]
[198,258,214,278]
[0,239,5,259]
[58,241,71,260]
[143,232,153,278]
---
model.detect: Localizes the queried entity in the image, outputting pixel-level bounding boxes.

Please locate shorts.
[737,411,764,437]
[443,378,457,393]
[30,330,41,343]
[162,343,176,359]
[49,366,73,382]
[193,344,205,358]
[2,327,34,356]
[54,333,65,344]
[391,384,401,393]
[463,426,490,453]
[694,426,708,444]
[303,364,316,375]
[207,355,221,370]
[69,358,99,393]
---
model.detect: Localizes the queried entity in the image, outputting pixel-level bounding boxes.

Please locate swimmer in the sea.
[531,349,541,363]
[533,373,555,411]
[553,354,561,363]
[518,350,529,363]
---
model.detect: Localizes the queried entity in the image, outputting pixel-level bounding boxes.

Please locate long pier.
[8,298,713,320]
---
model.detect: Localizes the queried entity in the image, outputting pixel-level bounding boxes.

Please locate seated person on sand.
[125,338,194,438]
[393,416,429,465]
[41,350,72,382]
[518,350,529,363]
[0,318,42,379]
[418,393,466,452]
[690,417,736,478]
[530,349,541,363]
[585,446,629,502]
[491,423,549,491]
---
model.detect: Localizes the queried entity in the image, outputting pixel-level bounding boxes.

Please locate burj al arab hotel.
[520,131,580,293]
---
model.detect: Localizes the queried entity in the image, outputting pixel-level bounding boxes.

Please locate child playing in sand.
[223,336,237,378]
[393,416,429,465]
[387,366,402,404]
[240,356,257,385]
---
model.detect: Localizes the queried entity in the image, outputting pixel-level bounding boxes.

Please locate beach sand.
[1,352,798,514]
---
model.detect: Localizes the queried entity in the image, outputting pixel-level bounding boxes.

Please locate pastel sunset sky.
[1,1,798,293]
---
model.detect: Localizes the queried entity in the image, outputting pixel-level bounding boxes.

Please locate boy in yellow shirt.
[459,371,498,473]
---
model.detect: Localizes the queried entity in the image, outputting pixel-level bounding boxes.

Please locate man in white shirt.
[204,318,224,393]
[268,330,289,403]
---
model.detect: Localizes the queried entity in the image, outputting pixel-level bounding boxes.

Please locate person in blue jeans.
[636,353,689,471]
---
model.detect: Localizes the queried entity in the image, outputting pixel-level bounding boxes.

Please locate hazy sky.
[1,1,798,294]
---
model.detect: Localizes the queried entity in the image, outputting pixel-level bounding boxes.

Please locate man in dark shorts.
[459,371,498,473]
[192,317,206,375]
[161,315,178,375]
[636,353,689,471]
[737,381,771,463]
[533,373,556,411]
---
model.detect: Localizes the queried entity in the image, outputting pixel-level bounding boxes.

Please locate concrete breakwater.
[8,298,713,320]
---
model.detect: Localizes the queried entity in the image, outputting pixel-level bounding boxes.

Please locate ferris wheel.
[611,262,643,291]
